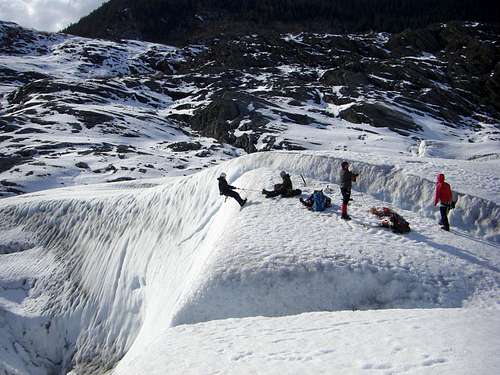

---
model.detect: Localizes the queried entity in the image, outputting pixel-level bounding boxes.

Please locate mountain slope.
[1,20,499,198]
[63,0,500,45]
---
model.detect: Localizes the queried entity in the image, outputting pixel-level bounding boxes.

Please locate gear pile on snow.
[370,207,411,234]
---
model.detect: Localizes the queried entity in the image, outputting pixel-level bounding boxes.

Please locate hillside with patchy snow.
[1,20,499,198]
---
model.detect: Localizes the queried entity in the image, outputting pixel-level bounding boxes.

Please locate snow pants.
[440,205,450,231]
[340,188,351,217]
[341,188,351,205]
[262,189,281,198]
[263,188,302,198]
[224,190,245,206]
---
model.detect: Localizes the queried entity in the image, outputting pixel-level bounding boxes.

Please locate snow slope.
[0,151,499,374]
[116,308,500,375]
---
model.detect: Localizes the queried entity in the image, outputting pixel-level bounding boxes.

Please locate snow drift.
[0,151,499,374]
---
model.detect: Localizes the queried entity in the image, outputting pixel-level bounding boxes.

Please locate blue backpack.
[312,190,326,212]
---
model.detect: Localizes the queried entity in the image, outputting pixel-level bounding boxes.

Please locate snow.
[1,150,499,373]
[116,309,500,375]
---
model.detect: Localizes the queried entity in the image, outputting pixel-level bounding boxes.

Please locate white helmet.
[220,172,226,178]
[280,170,287,178]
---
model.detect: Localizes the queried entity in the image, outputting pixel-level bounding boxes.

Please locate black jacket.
[218,177,236,195]
[281,174,293,192]
[340,169,356,191]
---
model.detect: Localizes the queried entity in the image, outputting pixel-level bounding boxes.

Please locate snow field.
[0,151,499,373]
[116,308,500,375]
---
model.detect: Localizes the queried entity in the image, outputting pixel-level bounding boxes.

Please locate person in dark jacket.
[262,171,301,198]
[434,173,453,231]
[218,172,247,207]
[339,161,358,220]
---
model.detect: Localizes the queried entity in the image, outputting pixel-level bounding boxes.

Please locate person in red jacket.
[434,173,453,231]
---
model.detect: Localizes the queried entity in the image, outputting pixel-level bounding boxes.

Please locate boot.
[341,204,351,220]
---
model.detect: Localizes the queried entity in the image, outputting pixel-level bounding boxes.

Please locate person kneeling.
[300,190,332,212]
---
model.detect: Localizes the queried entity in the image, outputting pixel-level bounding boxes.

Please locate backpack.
[390,213,411,234]
[312,190,326,212]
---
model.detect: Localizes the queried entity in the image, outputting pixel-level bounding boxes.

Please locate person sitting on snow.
[339,161,359,220]
[300,190,332,211]
[218,172,247,207]
[434,173,453,231]
[262,171,302,198]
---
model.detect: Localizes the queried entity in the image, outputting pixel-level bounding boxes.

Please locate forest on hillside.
[65,0,500,43]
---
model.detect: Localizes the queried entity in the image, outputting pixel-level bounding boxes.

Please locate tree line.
[65,0,500,43]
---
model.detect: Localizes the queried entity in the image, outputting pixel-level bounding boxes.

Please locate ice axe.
[300,174,307,187]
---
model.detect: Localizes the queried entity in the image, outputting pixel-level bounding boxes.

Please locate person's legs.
[262,189,281,198]
[440,205,450,231]
[300,198,312,207]
[341,188,351,205]
[226,190,245,206]
[326,197,332,208]
[341,188,351,219]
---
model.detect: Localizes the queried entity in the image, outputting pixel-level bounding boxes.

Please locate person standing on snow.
[218,172,247,207]
[434,173,453,231]
[339,161,359,220]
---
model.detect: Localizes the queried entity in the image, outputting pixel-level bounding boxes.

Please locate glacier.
[0,150,499,374]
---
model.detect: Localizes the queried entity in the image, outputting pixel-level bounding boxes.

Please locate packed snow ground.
[0,151,499,374]
[116,309,500,375]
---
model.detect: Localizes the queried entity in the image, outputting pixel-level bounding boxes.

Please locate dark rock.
[16,148,37,157]
[0,120,20,133]
[0,180,22,187]
[321,66,369,87]
[105,164,117,173]
[339,103,421,132]
[387,26,444,56]
[195,150,212,158]
[280,112,314,125]
[30,161,46,166]
[167,141,202,152]
[191,93,242,139]
[15,127,48,134]
[5,187,25,195]
[75,162,90,169]
[107,177,136,183]
[164,90,192,101]
[116,145,135,153]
